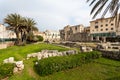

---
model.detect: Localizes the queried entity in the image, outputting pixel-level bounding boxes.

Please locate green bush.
[0,63,14,79]
[36,35,43,41]
[34,51,101,76]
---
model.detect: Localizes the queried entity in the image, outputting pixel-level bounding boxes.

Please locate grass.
[0,43,70,63]
[9,58,120,80]
[0,43,120,80]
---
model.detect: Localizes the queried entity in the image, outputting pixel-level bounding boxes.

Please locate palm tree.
[23,18,38,42]
[32,26,39,32]
[87,0,120,28]
[4,13,24,45]
[4,13,38,45]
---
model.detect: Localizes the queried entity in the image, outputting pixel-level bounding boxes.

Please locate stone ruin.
[3,57,15,63]
[3,57,24,73]
[13,61,24,73]
[96,42,120,60]
[96,43,110,50]
[96,42,120,50]
[80,46,93,52]
[100,50,120,60]
[26,50,77,60]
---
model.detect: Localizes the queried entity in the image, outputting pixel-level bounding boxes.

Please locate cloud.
[0,0,92,31]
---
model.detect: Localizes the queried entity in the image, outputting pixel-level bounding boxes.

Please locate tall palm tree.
[4,13,38,45]
[87,0,120,28]
[23,18,38,42]
[4,13,24,45]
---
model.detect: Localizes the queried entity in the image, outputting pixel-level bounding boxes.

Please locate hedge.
[0,63,14,79]
[34,51,101,76]
[36,35,43,41]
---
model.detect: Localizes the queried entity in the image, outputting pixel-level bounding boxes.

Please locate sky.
[0,0,94,31]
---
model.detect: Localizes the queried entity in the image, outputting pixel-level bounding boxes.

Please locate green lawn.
[0,43,69,63]
[0,43,120,80]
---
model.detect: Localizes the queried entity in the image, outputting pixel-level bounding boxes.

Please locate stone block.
[13,67,18,73]
[3,59,9,63]
[15,61,23,68]
[8,57,14,63]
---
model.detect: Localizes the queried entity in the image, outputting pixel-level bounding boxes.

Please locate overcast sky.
[0,0,94,31]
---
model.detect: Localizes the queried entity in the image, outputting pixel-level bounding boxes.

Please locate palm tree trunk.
[15,32,21,45]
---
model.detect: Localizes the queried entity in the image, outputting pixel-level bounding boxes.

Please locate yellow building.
[90,17,118,41]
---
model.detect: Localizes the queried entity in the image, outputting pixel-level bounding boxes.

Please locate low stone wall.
[0,41,15,49]
[60,42,76,47]
[27,50,77,60]
[0,44,7,49]
[99,49,120,60]
[5,41,15,47]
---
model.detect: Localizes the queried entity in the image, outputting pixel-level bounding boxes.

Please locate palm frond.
[87,0,120,31]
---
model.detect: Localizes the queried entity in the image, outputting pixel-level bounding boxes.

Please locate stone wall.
[68,32,91,42]
[99,49,120,60]
[0,41,15,49]
[59,24,87,41]
[27,50,78,60]
[0,44,7,49]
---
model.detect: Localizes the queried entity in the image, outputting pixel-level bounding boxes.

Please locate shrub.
[0,63,14,79]
[34,51,101,76]
[36,35,43,41]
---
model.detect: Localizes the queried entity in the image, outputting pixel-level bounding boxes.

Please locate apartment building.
[90,17,118,42]
[44,30,60,41]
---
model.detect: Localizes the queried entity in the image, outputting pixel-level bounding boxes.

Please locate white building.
[0,24,16,39]
[0,24,6,39]
[44,30,60,41]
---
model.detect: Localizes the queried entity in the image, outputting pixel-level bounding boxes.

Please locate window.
[92,30,94,32]
[106,28,108,31]
[111,23,114,26]
[101,29,103,31]
[95,22,98,25]
[95,26,98,28]
[101,25,103,27]
[68,32,70,35]
[106,24,108,26]
[95,22,98,23]
[111,28,114,30]
[75,27,77,30]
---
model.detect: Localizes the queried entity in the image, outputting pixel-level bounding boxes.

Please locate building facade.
[44,30,60,41]
[0,24,6,39]
[90,17,118,42]
[60,24,91,42]
[84,26,90,33]
[0,24,16,39]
